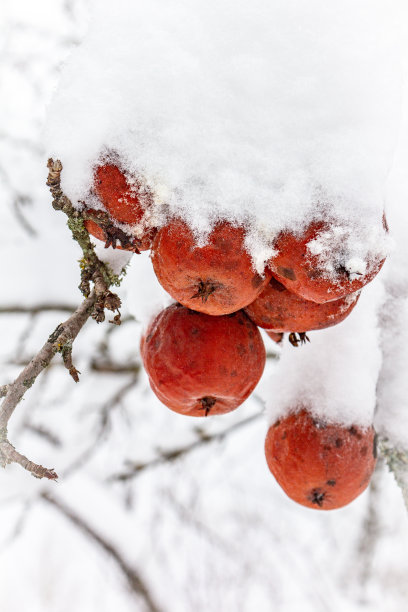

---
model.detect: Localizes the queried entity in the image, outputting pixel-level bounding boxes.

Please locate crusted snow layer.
[374,114,408,448]
[265,54,408,433]
[43,0,408,435]
[45,0,404,272]
[266,281,385,428]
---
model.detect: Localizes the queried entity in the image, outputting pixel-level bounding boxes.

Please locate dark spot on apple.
[277,266,296,281]
[312,419,327,430]
[251,273,263,289]
[269,277,287,292]
[349,426,362,440]
[237,343,246,356]
[307,268,323,280]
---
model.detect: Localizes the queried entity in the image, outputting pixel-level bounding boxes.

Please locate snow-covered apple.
[85,163,156,251]
[151,219,272,315]
[268,220,387,303]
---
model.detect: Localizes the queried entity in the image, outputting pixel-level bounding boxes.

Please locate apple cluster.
[83,161,383,510]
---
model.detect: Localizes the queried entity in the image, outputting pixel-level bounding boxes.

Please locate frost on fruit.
[151,219,272,315]
[41,0,408,509]
[84,163,157,252]
[45,0,401,269]
[269,220,388,303]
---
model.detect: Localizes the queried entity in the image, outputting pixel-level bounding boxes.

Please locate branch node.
[60,343,81,382]
[0,385,9,399]
[109,312,122,326]
[0,440,58,480]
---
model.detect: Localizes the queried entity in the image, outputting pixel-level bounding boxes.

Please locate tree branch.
[0,304,76,315]
[41,492,163,612]
[354,460,383,593]
[109,412,262,483]
[379,438,408,510]
[0,293,96,432]
[24,423,62,448]
[0,386,9,399]
[0,293,96,479]
[47,159,124,322]
[0,160,128,480]
[0,441,57,480]
[63,375,139,477]
[89,361,141,374]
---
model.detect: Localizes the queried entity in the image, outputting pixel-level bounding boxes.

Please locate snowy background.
[1,1,408,611]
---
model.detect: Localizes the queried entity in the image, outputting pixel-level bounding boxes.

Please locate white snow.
[306,223,389,281]
[45,0,404,271]
[374,106,408,448]
[345,257,367,279]
[2,2,408,611]
[44,0,408,435]
[266,281,385,429]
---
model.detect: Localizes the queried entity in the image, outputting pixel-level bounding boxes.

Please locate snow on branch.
[47,159,124,319]
[379,439,408,511]
[0,160,128,480]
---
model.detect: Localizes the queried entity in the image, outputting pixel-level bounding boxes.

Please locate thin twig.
[63,375,139,477]
[41,492,163,612]
[379,438,408,510]
[110,412,263,483]
[355,460,383,593]
[0,293,96,431]
[1,500,33,548]
[24,423,62,448]
[12,313,35,363]
[89,361,141,374]
[13,195,38,237]
[0,293,96,479]
[47,159,124,319]
[5,358,141,376]
[0,166,37,237]
[0,441,57,480]
[0,304,76,315]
